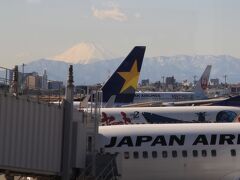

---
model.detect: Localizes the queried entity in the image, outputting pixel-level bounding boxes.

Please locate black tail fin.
[101,46,146,104]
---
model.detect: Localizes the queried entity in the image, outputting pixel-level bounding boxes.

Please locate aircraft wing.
[121,101,164,107]
[164,97,228,106]
[121,97,228,107]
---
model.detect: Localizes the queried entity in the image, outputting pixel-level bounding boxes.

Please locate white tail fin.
[104,95,116,108]
[193,65,212,99]
[79,95,91,109]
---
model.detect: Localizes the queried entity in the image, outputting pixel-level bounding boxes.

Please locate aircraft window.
[152,151,157,158]
[143,151,148,158]
[133,151,139,159]
[193,150,198,157]
[202,150,207,157]
[182,150,187,157]
[211,150,217,157]
[231,149,236,156]
[124,152,129,159]
[162,151,168,158]
[172,150,177,158]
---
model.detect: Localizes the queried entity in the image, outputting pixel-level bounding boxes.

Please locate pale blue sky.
[1,0,240,68]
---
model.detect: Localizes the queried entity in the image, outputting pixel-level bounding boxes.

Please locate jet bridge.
[0,65,119,180]
[0,91,91,179]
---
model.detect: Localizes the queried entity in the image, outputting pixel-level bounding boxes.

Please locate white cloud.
[92,6,127,22]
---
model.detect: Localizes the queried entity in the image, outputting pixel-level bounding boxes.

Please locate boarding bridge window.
[133,151,139,159]
[124,152,130,159]
[162,151,168,158]
[182,150,187,157]
[211,150,217,157]
[172,150,177,158]
[193,150,198,157]
[143,151,148,159]
[152,151,157,158]
[231,149,236,157]
[202,150,207,157]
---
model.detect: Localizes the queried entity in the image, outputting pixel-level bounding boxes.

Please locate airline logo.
[105,134,240,148]
[101,46,145,104]
[117,59,140,93]
[201,77,208,90]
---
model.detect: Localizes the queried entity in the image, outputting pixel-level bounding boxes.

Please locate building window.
[162,151,168,158]
[143,151,148,158]
[172,150,177,158]
[182,150,187,157]
[193,150,198,157]
[124,152,129,159]
[133,151,139,159]
[152,151,157,158]
[231,149,236,157]
[202,150,207,157]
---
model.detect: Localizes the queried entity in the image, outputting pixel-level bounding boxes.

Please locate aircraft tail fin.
[101,46,146,104]
[77,95,91,109]
[104,95,116,108]
[193,65,212,99]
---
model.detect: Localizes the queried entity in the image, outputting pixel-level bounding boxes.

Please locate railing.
[77,153,119,180]
[95,155,119,180]
[77,161,93,180]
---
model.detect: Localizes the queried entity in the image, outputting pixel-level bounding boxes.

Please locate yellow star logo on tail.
[117,60,140,93]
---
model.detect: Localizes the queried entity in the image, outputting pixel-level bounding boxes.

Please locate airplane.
[98,123,240,180]
[76,64,211,109]
[100,106,240,125]
[133,65,212,103]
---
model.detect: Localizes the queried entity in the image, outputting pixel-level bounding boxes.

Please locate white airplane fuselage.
[134,91,195,103]
[98,123,240,180]
[100,106,240,125]
[133,65,212,104]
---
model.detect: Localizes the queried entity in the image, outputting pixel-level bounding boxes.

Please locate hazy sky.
[1,0,240,68]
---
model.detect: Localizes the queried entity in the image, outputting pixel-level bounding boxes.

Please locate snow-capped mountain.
[22,55,240,85]
[49,42,114,64]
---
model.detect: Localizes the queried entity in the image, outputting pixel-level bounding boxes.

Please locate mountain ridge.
[21,55,240,85]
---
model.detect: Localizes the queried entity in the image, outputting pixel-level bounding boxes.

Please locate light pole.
[223,74,227,86]
[22,63,25,93]
[161,76,165,91]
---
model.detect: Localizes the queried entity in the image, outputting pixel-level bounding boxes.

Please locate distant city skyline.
[1,0,240,68]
